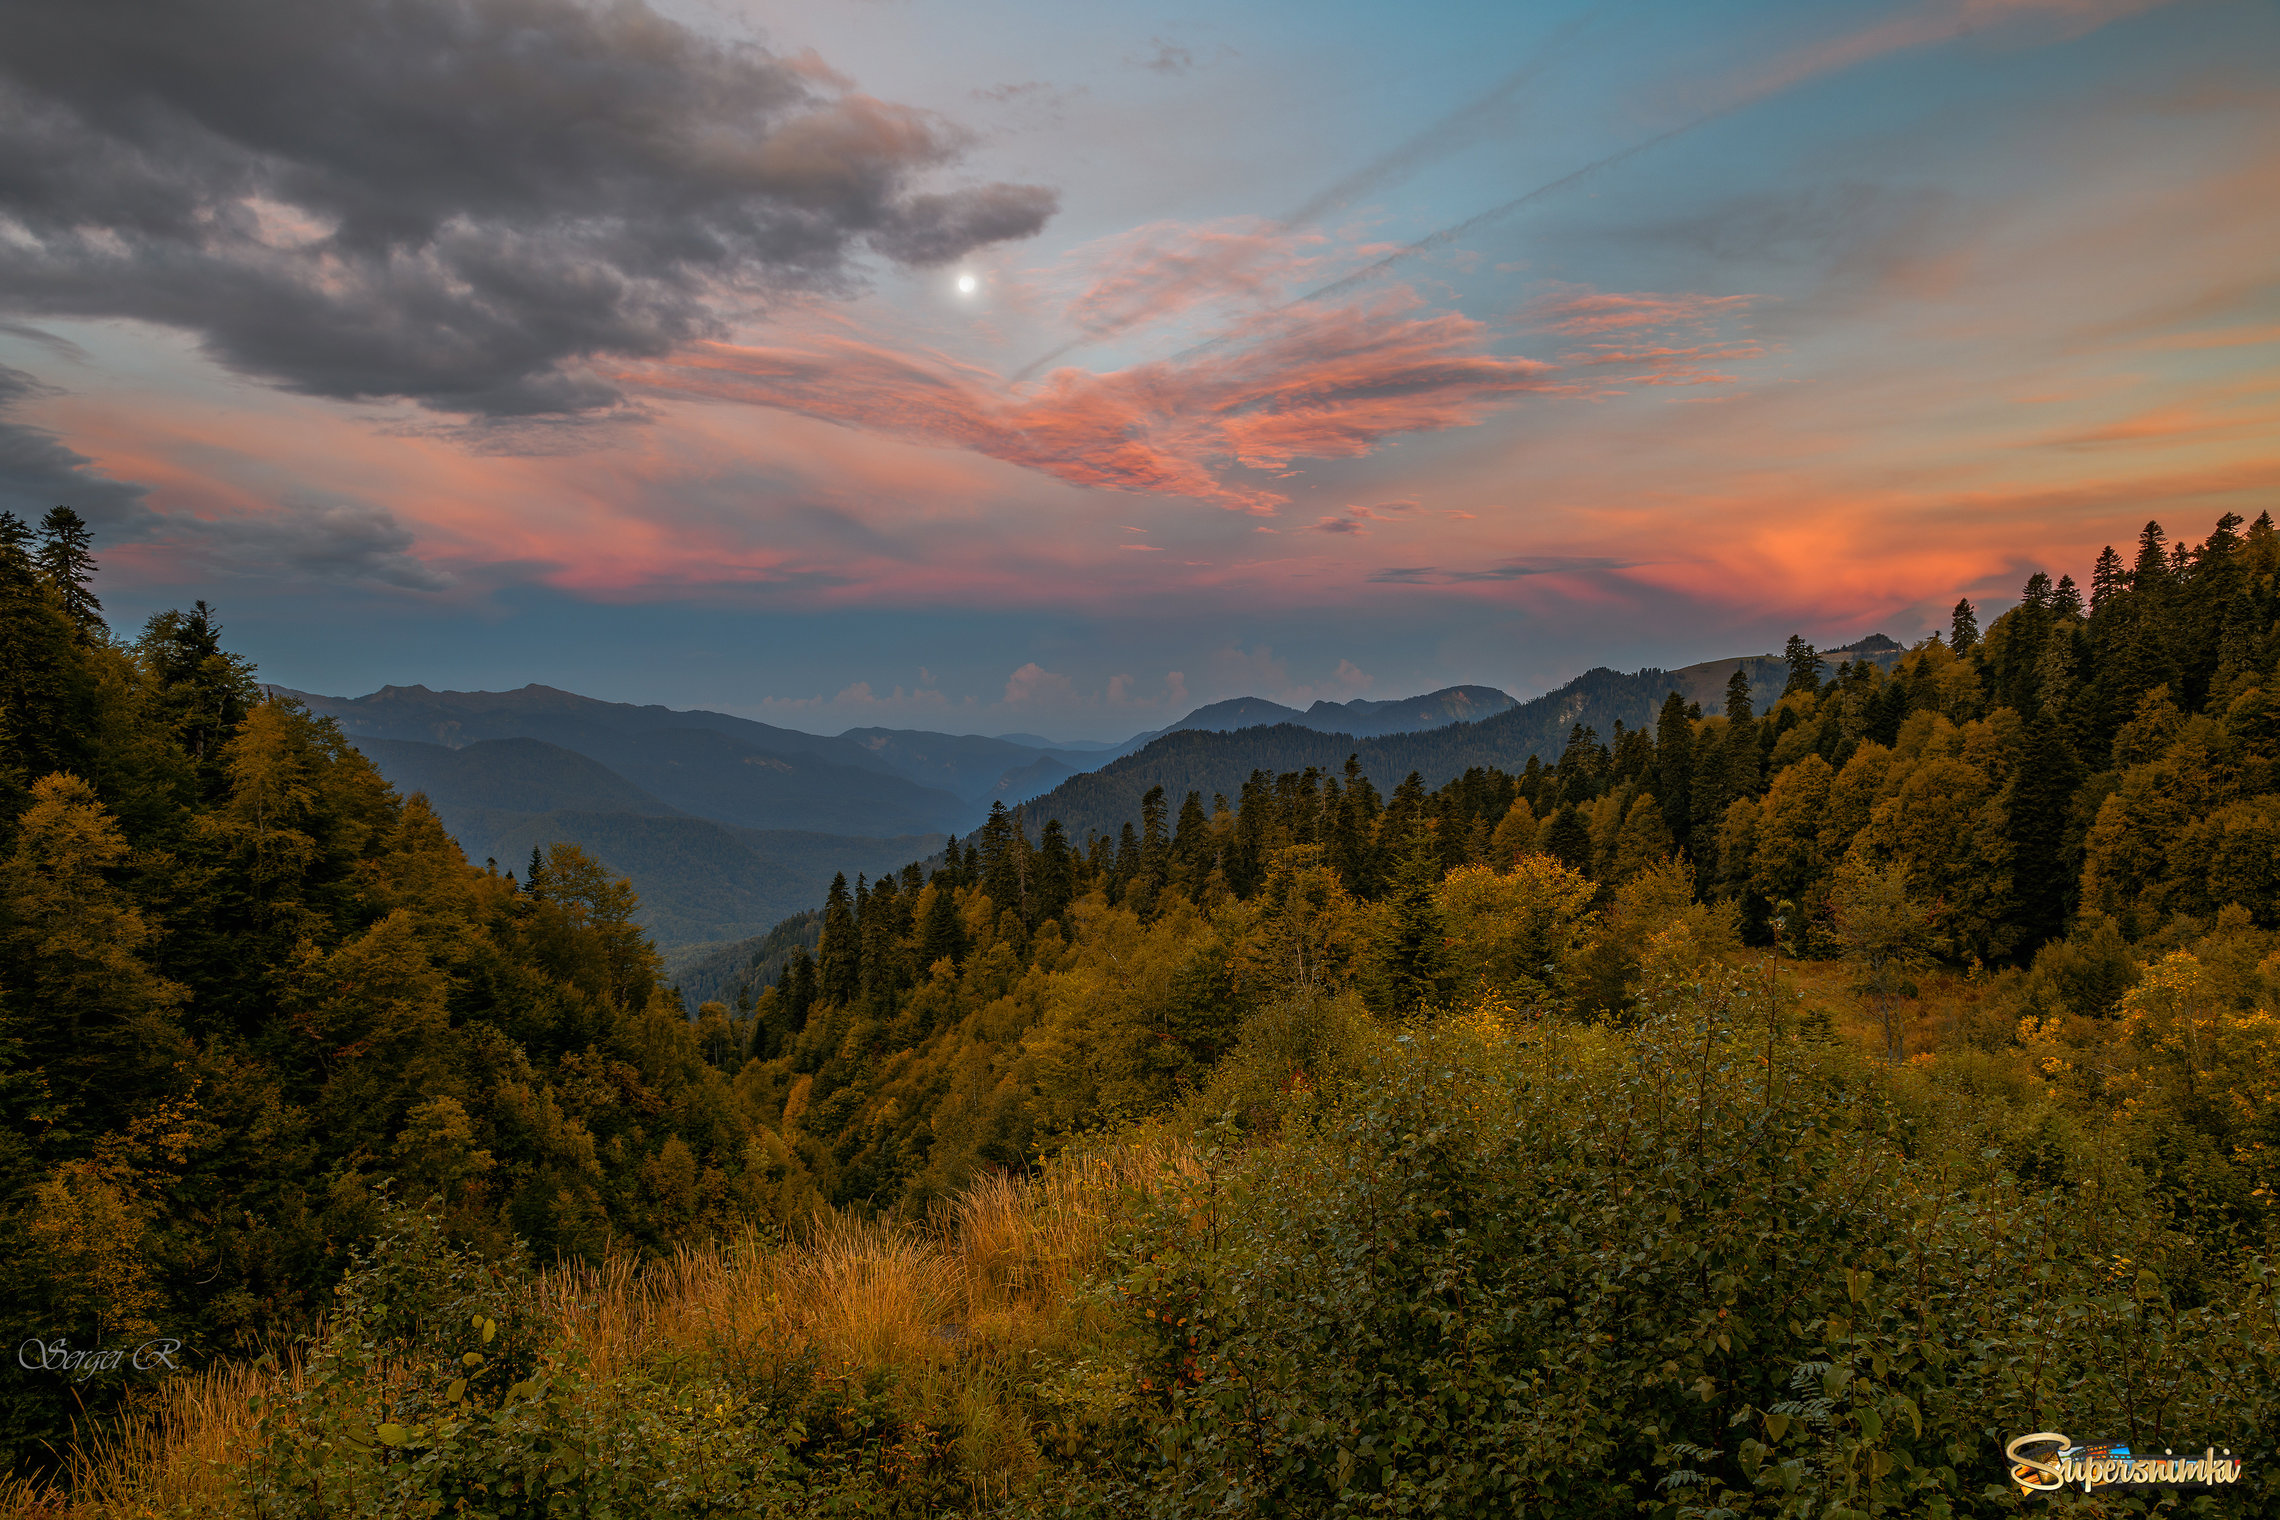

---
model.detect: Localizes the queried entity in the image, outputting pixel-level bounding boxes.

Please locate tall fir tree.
[1372,820,1452,1014]
[2088,545,2127,613]
[1782,635,1824,698]
[916,877,966,969]
[1542,805,1592,875]
[1653,690,1694,857]
[2008,705,2083,947]
[816,873,858,1007]
[35,507,104,642]
[1950,598,1980,654]
[1033,817,1077,924]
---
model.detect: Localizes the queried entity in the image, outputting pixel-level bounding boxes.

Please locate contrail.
[1288,105,1736,314]
[1005,3,1609,384]
[1169,0,2024,363]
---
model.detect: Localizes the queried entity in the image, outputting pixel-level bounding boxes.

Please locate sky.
[1,0,2275,741]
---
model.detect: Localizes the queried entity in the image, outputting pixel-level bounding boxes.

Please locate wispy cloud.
[1519,286,1760,337]
[620,290,1557,512]
[1369,557,1641,585]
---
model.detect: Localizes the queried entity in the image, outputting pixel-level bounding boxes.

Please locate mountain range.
[278,636,1903,971]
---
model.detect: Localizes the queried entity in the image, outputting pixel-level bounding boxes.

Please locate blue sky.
[2,0,2273,738]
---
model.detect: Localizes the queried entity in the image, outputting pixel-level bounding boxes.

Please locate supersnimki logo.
[2006,1432,2244,1495]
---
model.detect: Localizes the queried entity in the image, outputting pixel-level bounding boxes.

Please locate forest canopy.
[4,508,2279,1515]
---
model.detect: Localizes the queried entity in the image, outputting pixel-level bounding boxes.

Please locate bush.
[1089,976,2280,1518]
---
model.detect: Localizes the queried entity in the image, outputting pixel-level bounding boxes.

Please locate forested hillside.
[1012,663,1678,845]
[667,511,2280,1220]
[0,514,837,1471]
[8,508,2280,1516]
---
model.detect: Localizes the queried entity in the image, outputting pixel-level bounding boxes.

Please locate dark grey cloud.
[0,0,1057,417]
[0,363,448,590]
[0,322,90,363]
[1368,557,1637,585]
[0,363,152,528]
[164,501,452,592]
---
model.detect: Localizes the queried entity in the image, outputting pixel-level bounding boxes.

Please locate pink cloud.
[1519,287,1759,337]
[616,290,1557,513]
[1737,0,2186,103]
[1056,219,1348,337]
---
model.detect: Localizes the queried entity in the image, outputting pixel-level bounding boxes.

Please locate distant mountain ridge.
[276,644,1900,964]
[1010,667,1674,847]
[1006,642,1906,848]
[339,732,941,949]
[1117,683,1519,754]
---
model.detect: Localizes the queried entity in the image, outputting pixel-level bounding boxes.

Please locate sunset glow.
[2,0,2273,732]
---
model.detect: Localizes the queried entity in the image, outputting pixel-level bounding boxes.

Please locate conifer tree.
[2008,705,2082,947]
[1555,724,1604,804]
[1653,690,1694,855]
[1,774,189,1122]
[139,599,256,766]
[1138,784,1170,899]
[2089,545,2127,613]
[0,509,100,797]
[1111,822,1141,900]
[1720,668,1762,803]
[916,878,965,969]
[1950,598,1980,654]
[1608,794,1676,883]
[1724,668,1753,723]
[1372,820,1452,1014]
[1033,818,1076,923]
[1542,804,1592,875]
[1170,789,1210,891]
[35,507,104,641]
[977,802,1024,914]
[783,947,816,1030]
[816,873,858,1007]
[1781,635,1823,697]
[2131,520,2170,593]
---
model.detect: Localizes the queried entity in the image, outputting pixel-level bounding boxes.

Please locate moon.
[956,273,978,295]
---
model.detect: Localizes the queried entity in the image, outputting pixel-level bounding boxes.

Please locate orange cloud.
[616,291,1558,513]
[1738,0,2188,102]
[1519,287,1759,337]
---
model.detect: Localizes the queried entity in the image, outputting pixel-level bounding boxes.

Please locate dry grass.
[11,1133,1199,1520]
[13,1351,299,1520]
[1777,958,1996,1064]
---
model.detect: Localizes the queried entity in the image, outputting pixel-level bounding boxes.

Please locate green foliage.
[16,510,2280,1514]
[236,1202,958,1518]
[0,525,866,1479]
[1089,985,2280,1518]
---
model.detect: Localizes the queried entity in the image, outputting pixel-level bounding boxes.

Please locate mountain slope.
[355,735,680,818]
[1299,684,1517,736]
[283,684,973,835]
[1015,666,1676,845]
[836,727,1098,802]
[1012,644,1909,844]
[1113,683,1523,757]
[467,811,941,951]
[346,733,941,948]
[283,681,897,771]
